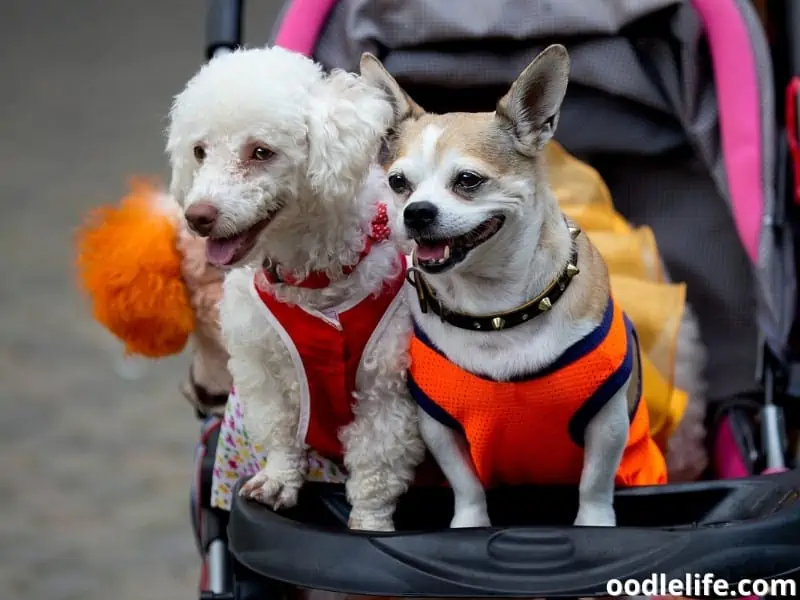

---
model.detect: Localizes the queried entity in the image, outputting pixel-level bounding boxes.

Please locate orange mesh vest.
[408,298,667,487]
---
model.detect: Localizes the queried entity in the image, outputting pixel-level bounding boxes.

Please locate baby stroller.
[191,0,800,598]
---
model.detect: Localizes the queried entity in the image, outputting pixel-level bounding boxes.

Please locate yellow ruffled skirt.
[546,142,688,451]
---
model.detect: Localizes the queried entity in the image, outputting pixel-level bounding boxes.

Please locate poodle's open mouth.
[413,215,505,274]
[205,205,283,268]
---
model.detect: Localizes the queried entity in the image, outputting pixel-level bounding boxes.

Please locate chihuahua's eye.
[454,171,485,190]
[388,172,409,194]
[193,145,206,162]
[251,146,274,161]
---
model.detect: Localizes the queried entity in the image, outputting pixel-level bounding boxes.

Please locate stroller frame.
[191,0,800,597]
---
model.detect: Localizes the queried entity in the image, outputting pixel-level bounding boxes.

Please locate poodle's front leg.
[342,382,424,531]
[341,304,426,531]
[220,270,307,510]
[232,345,307,510]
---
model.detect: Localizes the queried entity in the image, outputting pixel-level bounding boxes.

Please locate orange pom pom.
[75,179,195,358]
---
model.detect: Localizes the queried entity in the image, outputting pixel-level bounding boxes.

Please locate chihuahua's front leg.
[419,410,491,528]
[575,335,642,526]
[221,269,307,509]
[341,301,425,531]
[573,384,630,527]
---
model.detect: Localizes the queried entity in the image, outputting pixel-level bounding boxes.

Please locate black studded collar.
[406,219,581,332]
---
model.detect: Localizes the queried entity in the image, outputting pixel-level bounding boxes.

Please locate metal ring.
[406,266,420,287]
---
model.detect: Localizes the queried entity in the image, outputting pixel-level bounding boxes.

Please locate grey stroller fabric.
[314,0,767,401]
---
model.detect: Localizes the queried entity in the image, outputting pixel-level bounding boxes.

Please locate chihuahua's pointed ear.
[496,44,570,156]
[360,52,425,123]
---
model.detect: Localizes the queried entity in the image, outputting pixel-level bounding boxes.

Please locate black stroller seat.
[229,472,800,597]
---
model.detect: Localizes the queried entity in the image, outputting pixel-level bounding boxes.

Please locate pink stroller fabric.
[689,0,763,264]
[274,0,338,57]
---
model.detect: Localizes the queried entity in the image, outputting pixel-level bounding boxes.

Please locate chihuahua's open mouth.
[205,205,283,268]
[414,215,505,273]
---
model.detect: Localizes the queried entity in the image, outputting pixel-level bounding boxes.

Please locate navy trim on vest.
[533,298,615,380]
[626,314,643,416]
[411,321,438,351]
[568,313,640,447]
[412,297,615,383]
[407,371,465,434]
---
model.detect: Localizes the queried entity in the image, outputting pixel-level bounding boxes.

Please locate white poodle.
[166,46,425,531]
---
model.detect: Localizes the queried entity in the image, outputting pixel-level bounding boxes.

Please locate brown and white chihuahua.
[360,45,668,528]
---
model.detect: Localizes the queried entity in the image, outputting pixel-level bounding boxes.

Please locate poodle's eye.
[453,171,485,191]
[388,172,409,194]
[251,146,274,161]
[193,145,206,162]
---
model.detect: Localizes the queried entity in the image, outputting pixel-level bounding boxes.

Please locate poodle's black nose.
[404,201,438,229]
[185,202,219,236]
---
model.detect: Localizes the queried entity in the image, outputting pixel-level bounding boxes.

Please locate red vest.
[253,255,407,460]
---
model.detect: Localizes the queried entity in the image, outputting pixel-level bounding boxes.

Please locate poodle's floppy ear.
[167,153,193,208]
[305,68,396,199]
[359,53,425,124]
[496,44,570,156]
[165,114,194,208]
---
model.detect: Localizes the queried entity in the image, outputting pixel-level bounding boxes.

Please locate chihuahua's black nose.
[404,201,438,229]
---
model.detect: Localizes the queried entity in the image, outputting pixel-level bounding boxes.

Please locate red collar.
[261,203,391,289]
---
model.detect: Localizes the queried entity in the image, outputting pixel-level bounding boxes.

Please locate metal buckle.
[405,267,429,313]
[263,257,282,283]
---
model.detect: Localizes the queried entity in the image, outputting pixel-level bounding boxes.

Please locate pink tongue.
[206,236,244,267]
[416,240,449,261]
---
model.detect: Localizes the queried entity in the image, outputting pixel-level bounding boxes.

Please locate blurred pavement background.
[0,1,282,598]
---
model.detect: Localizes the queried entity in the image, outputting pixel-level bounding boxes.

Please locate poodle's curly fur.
[166,47,425,531]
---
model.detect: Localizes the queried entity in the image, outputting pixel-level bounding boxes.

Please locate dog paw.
[239,468,303,510]
[348,509,395,532]
[450,504,491,528]
[573,503,616,527]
